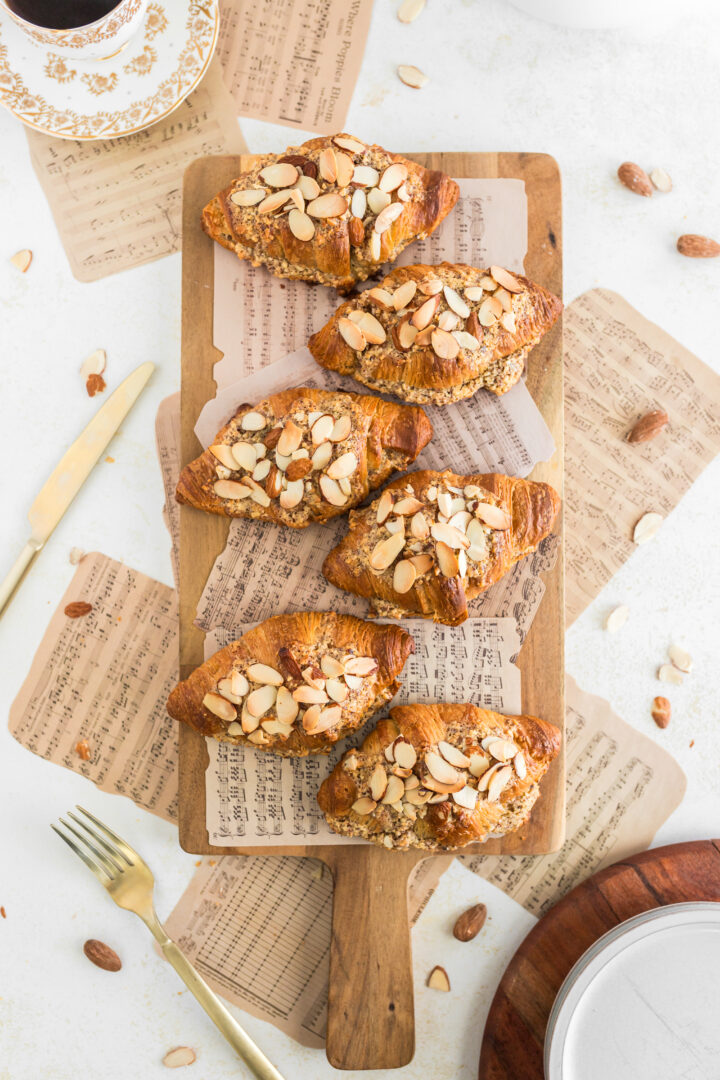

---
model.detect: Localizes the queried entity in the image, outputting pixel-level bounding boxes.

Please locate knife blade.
[0,361,154,617]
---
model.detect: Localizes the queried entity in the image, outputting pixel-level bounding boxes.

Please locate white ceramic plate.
[545,902,720,1080]
[0,0,218,139]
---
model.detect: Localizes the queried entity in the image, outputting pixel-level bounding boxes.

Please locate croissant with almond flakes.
[175,387,433,527]
[317,702,561,850]
[308,262,562,404]
[202,134,459,293]
[166,613,415,757]
[322,469,560,625]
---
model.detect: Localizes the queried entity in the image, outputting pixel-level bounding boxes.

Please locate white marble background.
[1,0,719,1076]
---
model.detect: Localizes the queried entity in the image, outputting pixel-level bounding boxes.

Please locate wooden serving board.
[478,839,720,1079]
[178,152,564,1070]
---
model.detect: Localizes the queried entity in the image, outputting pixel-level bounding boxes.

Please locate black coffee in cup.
[5,0,122,29]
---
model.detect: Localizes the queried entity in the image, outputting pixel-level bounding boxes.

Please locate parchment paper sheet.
[216,0,375,135]
[565,288,720,623]
[26,62,247,282]
[202,619,522,847]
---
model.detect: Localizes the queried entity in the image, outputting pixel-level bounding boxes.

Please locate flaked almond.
[370,530,406,570]
[297,174,320,200]
[350,188,366,224]
[453,903,487,941]
[651,696,671,728]
[246,683,277,717]
[288,209,315,242]
[327,451,358,479]
[203,692,236,722]
[334,135,366,154]
[276,689,299,725]
[475,502,511,530]
[369,763,388,801]
[318,147,338,183]
[466,310,482,340]
[214,479,251,500]
[438,741,471,768]
[351,797,377,815]
[312,441,333,471]
[10,248,32,273]
[69,547,85,565]
[494,287,513,312]
[231,188,265,207]
[353,164,380,187]
[382,774,405,804]
[311,413,335,445]
[650,167,672,192]
[355,310,387,343]
[262,719,293,737]
[410,511,429,539]
[329,415,352,442]
[464,286,484,301]
[246,663,283,686]
[393,496,424,515]
[279,479,304,508]
[80,348,106,381]
[321,655,345,678]
[338,317,366,351]
[162,1046,196,1068]
[658,663,683,686]
[443,284,471,318]
[369,231,382,261]
[500,309,516,334]
[409,553,433,574]
[427,966,450,991]
[335,151,354,188]
[258,190,292,214]
[260,162,298,187]
[344,656,378,677]
[394,740,417,769]
[307,193,348,218]
[436,541,459,577]
[398,64,429,89]
[231,441,257,470]
[210,443,237,470]
[293,685,329,704]
[412,294,440,329]
[319,474,348,506]
[241,411,267,431]
[604,604,629,632]
[277,420,303,456]
[454,330,480,351]
[486,738,518,762]
[469,752,491,777]
[398,0,425,21]
[617,162,653,197]
[513,751,527,779]
[431,522,469,550]
[277,646,303,682]
[83,940,122,971]
[379,163,408,193]
[367,187,391,214]
[367,287,394,309]
[419,277,443,296]
[452,785,478,810]
[478,296,502,326]
[490,266,522,292]
[626,409,669,443]
[431,327,460,360]
[425,750,460,786]
[376,489,394,524]
[677,233,720,258]
[487,764,513,802]
[633,511,663,544]
[393,315,418,351]
[668,644,692,673]
[374,201,404,235]
[437,310,459,332]
[392,279,418,310]
[393,559,417,594]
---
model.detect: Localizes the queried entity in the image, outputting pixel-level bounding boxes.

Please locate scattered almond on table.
[64,601,93,618]
[632,512,663,545]
[397,64,428,89]
[604,605,629,633]
[617,162,653,197]
[10,249,32,272]
[650,167,673,192]
[677,234,720,258]
[398,0,425,22]
[162,1046,196,1068]
[626,409,669,443]
[83,939,122,972]
[668,644,692,673]
[74,739,91,761]
[427,965,451,991]
[69,547,86,565]
[452,903,487,941]
[657,663,683,686]
[651,696,671,728]
[86,373,107,397]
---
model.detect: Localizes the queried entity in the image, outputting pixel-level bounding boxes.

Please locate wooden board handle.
[323,846,417,1070]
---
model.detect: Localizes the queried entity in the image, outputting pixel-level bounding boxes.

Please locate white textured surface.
[1,0,720,1076]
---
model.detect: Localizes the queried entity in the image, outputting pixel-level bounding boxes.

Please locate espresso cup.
[0,0,148,60]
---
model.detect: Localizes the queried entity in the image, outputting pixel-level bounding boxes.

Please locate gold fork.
[52,806,286,1080]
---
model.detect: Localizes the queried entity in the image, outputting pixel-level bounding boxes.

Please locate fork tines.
[51,806,135,881]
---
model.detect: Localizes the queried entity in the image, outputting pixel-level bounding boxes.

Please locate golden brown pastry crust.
[175,387,433,526]
[317,703,561,850]
[322,469,561,625]
[201,135,459,293]
[166,613,415,757]
[308,263,563,403]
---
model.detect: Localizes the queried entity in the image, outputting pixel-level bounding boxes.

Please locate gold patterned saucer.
[0,0,219,139]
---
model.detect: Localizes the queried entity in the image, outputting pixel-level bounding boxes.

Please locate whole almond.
[83,939,122,972]
[626,409,669,443]
[651,696,671,729]
[263,426,283,449]
[285,458,313,481]
[452,902,487,941]
[617,162,652,197]
[677,234,720,258]
[65,601,93,618]
[348,217,365,247]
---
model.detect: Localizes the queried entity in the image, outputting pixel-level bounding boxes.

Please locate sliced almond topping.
[258,190,292,214]
[226,721,243,736]
[431,522,469,550]
[246,683,277,718]
[370,531,406,570]
[241,411,267,431]
[419,277,443,296]
[351,187,367,219]
[279,479,304,509]
[338,316,366,351]
[339,478,352,496]
[305,704,342,735]
[395,317,419,351]
[464,286,484,301]
[318,147,338,183]
[412,294,441,329]
[310,414,334,445]
[247,729,269,745]
[479,275,497,290]
[247,478,271,507]
[425,750,460,786]
[344,656,379,677]
[443,284,471,318]
[633,512,663,544]
[658,663,683,685]
[10,249,32,273]
[370,763,388,801]
[276,686,299,725]
[469,752,491,777]
[326,678,349,703]
[448,510,471,533]
[80,348,106,380]
[210,443,237,470]
[393,559,417,594]
[382,774,405,804]
[500,311,516,334]
[367,187,391,214]
[367,287,394,309]
[311,441,333,471]
[392,279,418,310]
[437,310,460,332]
[334,135,366,154]
[452,785,478,810]
[379,163,408,193]
[410,511,430,539]
[297,174,320,201]
[486,738,518,762]
[355,310,387,344]
[353,164,380,186]
[479,296,503,326]
[261,719,294,737]
[385,517,404,536]
[454,330,480,350]
[487,764,513,802]
[277,420,303,457]
[397,64,429,89]
[369,231,382,261]
[285,188,305,213]
[203,692,236,722]
[438,741,471,768]
[335,151,354,188]
[307,193,348,219]
[376,490,394,524]
[246,663,283,686]
[397,183,411,202]
[604,605,629,633]
[217,677,243,703]
[493,286,513,312]
[394,741,417,770]
[240,705,259,733]
[374,202,404,234]
[352,797,377,815]
[431,327,460,360]
[490,265,523,292]
[293,685,329,704]
[327,451,358,480]
[321,655,345,678]
[231,441,257,471]
[213,479,252,500]
[259,162,298,187]
[475,502,512,530]
[436,541,459,577]
[344,673,363,691]
[409,553,433,575]
[514,751,527,780]
[319,474,348,506]
[393,496,424,515]
[668,644,692,673]
[288,209,315,242]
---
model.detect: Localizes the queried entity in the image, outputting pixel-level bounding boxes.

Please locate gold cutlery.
[52,806,286,1080]
[0,361,154,617]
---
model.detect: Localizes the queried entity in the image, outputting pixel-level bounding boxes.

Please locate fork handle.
[152,925,286,1080]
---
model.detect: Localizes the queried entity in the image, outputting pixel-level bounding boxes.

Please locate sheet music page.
[26,62,247,283]
[8,554,179,822]
[203,619,522,847]
[212,178,528,387]
[216,0,375,133]
[161,853,451,1047]
[564,288,720,623]
[459,674,686,915]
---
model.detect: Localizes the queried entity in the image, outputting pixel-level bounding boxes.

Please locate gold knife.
[0,361,154,617]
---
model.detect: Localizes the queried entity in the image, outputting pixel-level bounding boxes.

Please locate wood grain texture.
[179,152,563,1069]
[478,840,720,1080]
